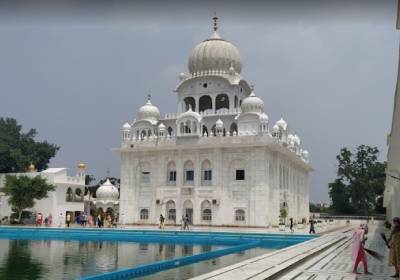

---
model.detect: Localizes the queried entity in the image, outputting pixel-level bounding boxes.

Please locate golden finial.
[28,162,36,172]
[77,161,86,170]
[213,13,218,32]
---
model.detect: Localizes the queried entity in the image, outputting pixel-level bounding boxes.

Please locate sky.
[0,0,398,202]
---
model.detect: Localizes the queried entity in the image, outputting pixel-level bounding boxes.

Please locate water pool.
[0,227,315,280]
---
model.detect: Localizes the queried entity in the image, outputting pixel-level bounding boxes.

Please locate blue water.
[0,227,314,280]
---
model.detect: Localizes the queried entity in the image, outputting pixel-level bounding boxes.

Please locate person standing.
[352,224,370,275]
[159,214,165,229]
[66,212,71,228]
[290,218,294,233]
[184,214,190,230]
[309,219,316,234]
[388,217,400,278]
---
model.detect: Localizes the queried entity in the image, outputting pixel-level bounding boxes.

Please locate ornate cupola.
[240,91,264,114]
[188,15,242,76]
[137,95,160,125]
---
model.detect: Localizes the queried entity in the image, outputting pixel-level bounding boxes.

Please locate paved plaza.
[190,222,395,280]
[280,223,393,280]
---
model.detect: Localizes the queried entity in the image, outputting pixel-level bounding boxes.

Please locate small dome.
[188,31,242,75]
[96,179,119,202]
[77,161,86,170]
[275,117,288,130]
[260,113,269,123]
[272,124,279,132]
[241,91,264,114]
[178,107,202,122]
[122,122,131,131]
[158,122,166,131]
[138,97,160,123]
[302,150,309,157]
[293,134,301,145]
[179,72,188,81]
[216,118,224,128]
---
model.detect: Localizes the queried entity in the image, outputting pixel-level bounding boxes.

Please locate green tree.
[328,145,386,215]
[1,175,55,223]
[0,117,59,172]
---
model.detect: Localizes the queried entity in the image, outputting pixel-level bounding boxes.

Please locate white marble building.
[118,18,311,227]
[384,6,400,220]
[0,163,86,225]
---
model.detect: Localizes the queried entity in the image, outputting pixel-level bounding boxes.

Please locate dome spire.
[213,13,218,31]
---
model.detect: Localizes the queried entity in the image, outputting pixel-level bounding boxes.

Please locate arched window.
[180,122,185,135]
[140,130,146,140]
[167,161,176,185]
[183,160,194,185]
[199,95,212,112]
[184,97,196,111]
[201,160,212,186]
[202,125,209,137]
[216,94,229,111]
[166,200,176,222]
[167,126,173,136]
[201,200,212,221]
[229,123,238,136]
[235,209,245,221]
[147,129,152,137]
[75,188,83,202]
[234,96,238,108]
[66,188,73,202]
[140,209,149,220]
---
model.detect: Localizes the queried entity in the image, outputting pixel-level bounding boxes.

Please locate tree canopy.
[328,145,386,215]
[0,118,59,172]
[1,175,56,223]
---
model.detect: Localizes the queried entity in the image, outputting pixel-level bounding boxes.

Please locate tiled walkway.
[190,223,397,280]
[280,223,394,280]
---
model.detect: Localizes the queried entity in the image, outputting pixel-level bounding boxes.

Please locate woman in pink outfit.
[352,224,370,274]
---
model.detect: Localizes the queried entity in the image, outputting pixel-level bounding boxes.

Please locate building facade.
[118,18,311,227]
[384,1,400,220]
[0,163,86,225]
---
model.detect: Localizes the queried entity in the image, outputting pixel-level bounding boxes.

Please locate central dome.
[96,178,119,202]
[188,31,242,75]
[138,97,160,124]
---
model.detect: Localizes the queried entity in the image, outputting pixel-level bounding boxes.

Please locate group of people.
[352,217,400,278]
[158,214,191,230]
[287,217,316,234]
[62,212,117,228]
[35,213,52,226]
[96,213,116,228]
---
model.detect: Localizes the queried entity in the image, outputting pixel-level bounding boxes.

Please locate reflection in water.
[138,247,273,280]
[0,240,46,280]
[0,239,272,280]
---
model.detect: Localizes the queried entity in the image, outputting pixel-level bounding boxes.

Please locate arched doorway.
[229,123,238,136]
[199,95,212,113]
[184,97,196,111]
[215,94,229,111]
[183,200,193,225]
